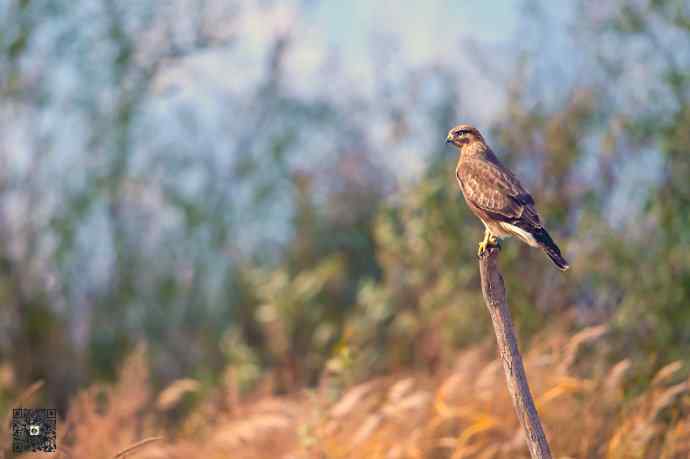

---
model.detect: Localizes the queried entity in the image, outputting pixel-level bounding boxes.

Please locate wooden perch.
[478,246,552,459]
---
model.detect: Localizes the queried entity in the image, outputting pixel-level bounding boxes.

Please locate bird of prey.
[446,124,569,271]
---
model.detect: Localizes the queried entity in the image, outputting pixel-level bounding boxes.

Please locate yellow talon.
[478,231,500,257]
[477,240,489,257]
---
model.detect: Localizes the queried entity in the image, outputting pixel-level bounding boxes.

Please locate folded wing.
[456,158,542,230]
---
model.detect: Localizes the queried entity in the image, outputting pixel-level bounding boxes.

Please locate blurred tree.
[581,0,690,356]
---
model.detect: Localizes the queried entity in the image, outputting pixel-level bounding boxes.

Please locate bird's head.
[446,124,484,148]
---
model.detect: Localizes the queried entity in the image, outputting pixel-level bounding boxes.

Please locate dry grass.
[5,326,690,459]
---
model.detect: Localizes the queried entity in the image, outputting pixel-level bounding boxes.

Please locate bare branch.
[478,247,552,459]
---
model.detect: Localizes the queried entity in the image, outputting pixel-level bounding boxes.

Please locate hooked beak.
[446,134,453,144]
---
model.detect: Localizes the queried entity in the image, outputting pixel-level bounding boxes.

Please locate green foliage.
[343,174,487,373]
[585,0,690,356]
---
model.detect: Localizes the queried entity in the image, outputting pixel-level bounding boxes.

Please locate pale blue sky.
[308,1,521,57]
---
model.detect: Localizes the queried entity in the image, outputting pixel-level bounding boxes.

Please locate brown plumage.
[446,124,569,271]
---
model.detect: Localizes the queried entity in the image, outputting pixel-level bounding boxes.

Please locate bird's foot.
[477,237,501,257]
[477,240,489,257]
[489,235,501,250]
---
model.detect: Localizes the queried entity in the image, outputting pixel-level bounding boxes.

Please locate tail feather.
[533,228,569,271]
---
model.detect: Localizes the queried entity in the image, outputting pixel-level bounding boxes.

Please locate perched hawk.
[446,124,569,271]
